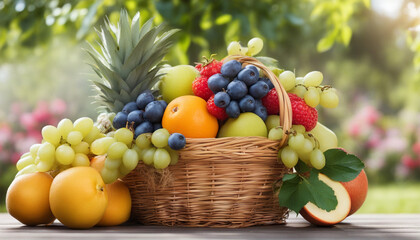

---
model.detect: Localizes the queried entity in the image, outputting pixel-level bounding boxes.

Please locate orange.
[162,95,218,138]
[90,155,105,172]
[6,172,55,226]
[49,167,108,229]
[97,180,131,226]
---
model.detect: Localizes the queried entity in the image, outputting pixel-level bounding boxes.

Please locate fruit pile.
[6,10,366,229]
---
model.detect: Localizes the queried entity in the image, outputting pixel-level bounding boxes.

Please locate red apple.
[300,174,351,226]
[340,169,368,216]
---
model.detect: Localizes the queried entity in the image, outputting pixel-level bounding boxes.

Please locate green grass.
[357,183,420,213]
[0,204,5,213]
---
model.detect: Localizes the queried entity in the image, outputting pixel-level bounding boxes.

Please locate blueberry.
[239,95,256,112]
[221,60,242,78]
[207,73,229,93]
[158,100,168,109]
[245,64,259,74]
[260,77,274,89]
[122,102,138,114]
[225,101,240,118]
[253,104,268,121]
[153,123,163,131]
[249,81,270,99]
[127,110,144,127]
[136,91,155,110]
[144,101,164,123]
[238,68,259,86]
[134,121,153,138]
[168,133,186,150]
[226,80,248,100]
[214,92,231,108]
[113,112,128,129]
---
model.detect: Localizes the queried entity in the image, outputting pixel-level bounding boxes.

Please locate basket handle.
[224,55,292,147]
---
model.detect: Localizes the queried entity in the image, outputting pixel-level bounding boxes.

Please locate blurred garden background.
[1,0,420,213]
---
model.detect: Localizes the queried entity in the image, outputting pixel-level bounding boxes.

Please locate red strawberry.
[207,95,228,120]
[288,93,318,131]
[192,76,213,101]
[199,59,223,78]
[262,88,279,115]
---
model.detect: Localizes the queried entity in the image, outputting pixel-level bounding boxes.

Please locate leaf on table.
[307,169,338,212]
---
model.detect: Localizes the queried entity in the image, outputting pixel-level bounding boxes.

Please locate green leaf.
[340,25,352,46]
[255,56,278,67]
[321,149,365,182]
[215,14,232,25]
[307,169,337,212]
[317,35,335,52]
[295,160,310,174]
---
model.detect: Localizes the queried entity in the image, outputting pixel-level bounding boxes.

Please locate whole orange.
[162,95,218,138]
[6,172,55,226]
[97,180,131,226]
[49,167,108,229]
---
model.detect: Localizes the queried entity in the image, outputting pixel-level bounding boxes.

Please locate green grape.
[304,87,320,108]
[36,160,54,172]
[16,164,37,178]
[320,89,339,108]
[265,115,280,131]
[132,144,142,158]
[269,67,284,77]
[55,144,75,165]
[114,128,134,147]
[142,147,156,165]
[288,133,305,151]
[42,125,61,146]
[106,131,115,138]
[72,153,90,167]
[107,142,128,159]
[165,147,179,165]
[119,164,132,177]
[268,127,284,141]
[279,70,296,92]
[227,41,242,55]
[30,144,42,158]
[37,142,56,164]
[73,117,94,137]
[122,149,139,171]
[16,155,35,171]
[34,157,41,165]
[83,125,101,144]
[276,148,283,163]
[57,118,73,139]
[280,146,298,168]
[101,167,119,184]
[67,131,83,146]
[153,148,171,169]
[136,133,152,149]
[298,151,311,166]
[292,125,306,134]
[105,157,122,170]
[151,128,170,148]
[295,77,304,85]
[91,137,116,155]
[241,46,249,56]
[291,85,307,98]
[303,71,323,87]
[72,141,90,155]
[247,37,264,56]
[301,138,314,154]
[310,149,326,170]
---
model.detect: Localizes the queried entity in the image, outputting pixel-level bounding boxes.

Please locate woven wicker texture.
[124,56,292,228]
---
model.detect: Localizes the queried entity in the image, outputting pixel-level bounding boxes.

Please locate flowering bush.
[0,99,68,203]
[342,104,420,183]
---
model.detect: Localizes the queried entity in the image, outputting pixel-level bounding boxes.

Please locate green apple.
[265,115,280,131]
[160,65,199,103]
[218,112,268,138]
[309,122,338,152]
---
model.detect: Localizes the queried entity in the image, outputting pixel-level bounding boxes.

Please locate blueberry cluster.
[208,60,274,121]
[113,91,167,138]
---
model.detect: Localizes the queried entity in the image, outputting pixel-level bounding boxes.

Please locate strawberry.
[207,95,228,120]
[262,88,279,115]
[199,59,223,78]
[288,93,318,131]
[192,76,213,101]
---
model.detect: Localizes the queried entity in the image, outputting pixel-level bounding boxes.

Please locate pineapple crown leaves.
[86,9,179,113]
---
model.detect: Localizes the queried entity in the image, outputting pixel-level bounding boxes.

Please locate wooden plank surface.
[1,213,420,240]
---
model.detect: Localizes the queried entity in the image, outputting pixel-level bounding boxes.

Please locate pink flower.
[413,142,420,156]
[402,154,417,169]
[11,152,21,164]
[20,112,37,130]
[33,101,52,122]
[50,99,67,116]
[0,124,12,145]
[364,106,381,125]
[348,122,362,137]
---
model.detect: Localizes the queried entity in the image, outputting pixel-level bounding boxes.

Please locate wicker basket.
[123,56,293,228]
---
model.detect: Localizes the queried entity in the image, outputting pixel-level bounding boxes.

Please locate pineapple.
[87,10,178,114]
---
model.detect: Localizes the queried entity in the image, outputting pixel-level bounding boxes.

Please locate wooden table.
[1,213,419,239]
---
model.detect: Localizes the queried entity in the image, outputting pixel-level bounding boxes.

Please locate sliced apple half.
[300,173,351,226]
